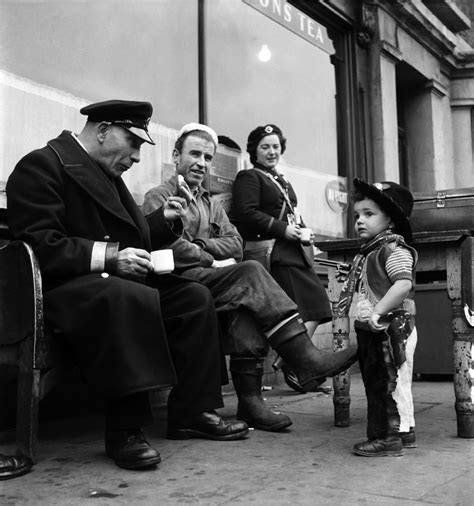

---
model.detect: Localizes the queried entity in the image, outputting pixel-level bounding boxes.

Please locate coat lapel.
[48,131,139,231]
[115,177,151,246]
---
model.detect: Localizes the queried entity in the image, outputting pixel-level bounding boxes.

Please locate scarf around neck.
[253,162,289,189]
[335,231,405,318]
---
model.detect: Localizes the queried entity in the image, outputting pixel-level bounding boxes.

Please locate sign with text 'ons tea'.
[242,0,335,55]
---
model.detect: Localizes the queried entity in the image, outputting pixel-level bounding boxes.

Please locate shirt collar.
[70,132,89,153]
[192,184,209,200]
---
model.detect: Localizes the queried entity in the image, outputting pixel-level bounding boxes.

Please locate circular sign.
[325,180,348,213]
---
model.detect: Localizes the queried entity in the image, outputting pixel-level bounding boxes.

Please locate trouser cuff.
[266,314,306,347]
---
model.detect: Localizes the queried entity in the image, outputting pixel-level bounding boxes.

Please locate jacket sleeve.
[231,170,288,238]
[197,199,243,262]
[143,185,215,270]
[145,205,183,251]
[6,149,101,278]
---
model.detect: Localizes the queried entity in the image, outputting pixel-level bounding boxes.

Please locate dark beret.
[80,99,154,144]
[246,124,286,163]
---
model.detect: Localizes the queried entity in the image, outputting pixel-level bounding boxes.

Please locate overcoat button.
[101,272,109,278]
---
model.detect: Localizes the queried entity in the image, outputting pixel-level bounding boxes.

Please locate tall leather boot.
[273,356,327,394]
[230,357,292,432]
[267,315,358,392]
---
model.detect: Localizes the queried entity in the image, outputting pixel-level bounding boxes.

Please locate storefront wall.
[451,78,474,187]
[0,0,199,203]
[0,0,355,238]
[2,2,472,221]
[367,1,473,192]
[0,0,199,129]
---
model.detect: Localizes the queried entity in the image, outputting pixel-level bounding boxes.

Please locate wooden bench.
[0,181,76,461]
[0,239,74,462]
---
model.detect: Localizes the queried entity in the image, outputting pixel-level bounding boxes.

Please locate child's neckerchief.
[335,230,405,318]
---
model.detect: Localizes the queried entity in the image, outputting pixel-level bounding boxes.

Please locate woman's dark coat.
[231,167,311,267]
[231,167,332,323]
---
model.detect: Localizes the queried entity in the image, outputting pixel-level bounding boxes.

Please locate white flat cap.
[177,122,218,146]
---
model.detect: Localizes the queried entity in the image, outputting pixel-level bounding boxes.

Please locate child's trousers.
[392,327,417,432]
[356,324,417,440]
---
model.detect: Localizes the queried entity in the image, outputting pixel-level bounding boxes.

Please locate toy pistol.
[314,257,351,280]
[379,310,413,367]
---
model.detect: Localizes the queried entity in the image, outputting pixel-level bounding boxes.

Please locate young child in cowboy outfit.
[336,178,418,457]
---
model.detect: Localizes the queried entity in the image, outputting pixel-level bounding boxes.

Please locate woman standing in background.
[231,124,332,392]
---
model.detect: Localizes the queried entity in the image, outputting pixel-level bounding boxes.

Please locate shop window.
[204,0,346,237]
[0,1,199,188]
[0,1,199,130]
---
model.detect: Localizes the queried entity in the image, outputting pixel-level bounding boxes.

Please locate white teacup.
[151,249,174,274]
[299,227,312,245]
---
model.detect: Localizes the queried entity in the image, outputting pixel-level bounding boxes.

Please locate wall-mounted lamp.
[257,44,272,62]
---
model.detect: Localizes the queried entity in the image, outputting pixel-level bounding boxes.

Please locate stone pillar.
[451,106,474,187]
[369,41,402,182]
[404,79,453,191]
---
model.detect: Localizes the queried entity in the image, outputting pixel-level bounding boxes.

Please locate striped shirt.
[386,246,414,282]
[356,245,414,320]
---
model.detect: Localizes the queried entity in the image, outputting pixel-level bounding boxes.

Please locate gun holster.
[381,310,414,368]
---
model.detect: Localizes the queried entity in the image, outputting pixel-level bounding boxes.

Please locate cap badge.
[264,125,273,133]
[373,182,391,191]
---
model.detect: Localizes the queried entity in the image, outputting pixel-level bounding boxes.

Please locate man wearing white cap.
[143,123,357,433]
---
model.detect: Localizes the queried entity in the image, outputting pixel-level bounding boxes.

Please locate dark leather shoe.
[105,429,161,469]
[168,411,249,441]
[399,427,417,448]
[0,454,33,480]
[353,436,405,457]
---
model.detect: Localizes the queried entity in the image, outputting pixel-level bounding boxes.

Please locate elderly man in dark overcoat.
[6,100,248,471]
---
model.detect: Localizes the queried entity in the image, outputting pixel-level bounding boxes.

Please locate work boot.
[267,315,357,392]
[273,356,329,394]
[230,358,292,432]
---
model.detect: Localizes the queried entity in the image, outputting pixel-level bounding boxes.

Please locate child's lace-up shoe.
[399,427,417,448]
[353,436,405,457]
